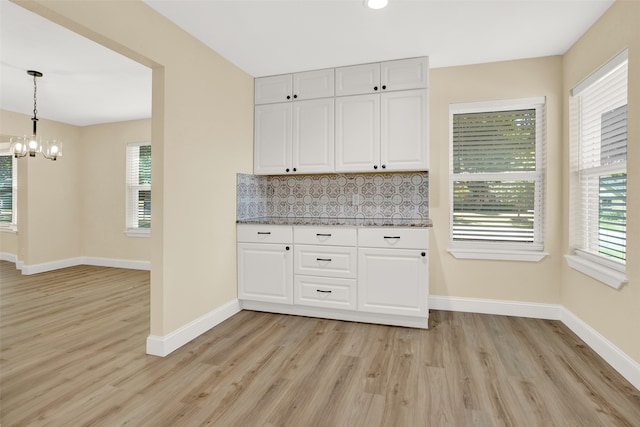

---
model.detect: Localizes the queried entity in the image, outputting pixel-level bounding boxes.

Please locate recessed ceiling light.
[367,0,388,10]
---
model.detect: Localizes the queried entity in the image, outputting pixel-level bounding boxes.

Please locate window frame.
[448,97,547,262]
[125,142,151,237]
[566,49,628,289]
[0,142,18,233]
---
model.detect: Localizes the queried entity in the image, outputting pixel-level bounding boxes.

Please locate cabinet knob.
[293,167,297,172]
[374,86,378,91]
[381,164,386,169]
[286,246,290,251]
[421,252,426,257]
[286,168,290,173]
[373,165,378,170]
[287,95,291,100]
[293,94,298,99]
[382,85,387,90]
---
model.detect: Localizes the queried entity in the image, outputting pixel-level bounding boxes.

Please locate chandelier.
[10,70,62,160]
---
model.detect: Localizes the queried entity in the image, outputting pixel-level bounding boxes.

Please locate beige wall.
[17,0,254,336]
[0,109,82,265]
[80,119,152,261]
[561,0,640,363]
[429,56,564,304]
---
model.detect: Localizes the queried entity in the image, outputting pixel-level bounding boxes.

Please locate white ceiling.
[1,0,613,127]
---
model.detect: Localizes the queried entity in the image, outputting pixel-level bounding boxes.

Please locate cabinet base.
[240,300,429,329]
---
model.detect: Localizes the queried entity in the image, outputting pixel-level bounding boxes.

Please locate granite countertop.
[237,217,432,228]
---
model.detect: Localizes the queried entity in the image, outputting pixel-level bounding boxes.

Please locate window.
[126,143,151,236]
[449,98,546,261]
[566,50,627,289]
[0,143,17,232]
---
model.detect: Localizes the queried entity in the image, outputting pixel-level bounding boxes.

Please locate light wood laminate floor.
[1,261,639,426]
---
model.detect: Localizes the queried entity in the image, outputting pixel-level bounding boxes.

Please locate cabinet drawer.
[294,245,357,278]
[294,227,356,246]
[237,225,293,244]
[295,276,356,310]
[358,227,428,250]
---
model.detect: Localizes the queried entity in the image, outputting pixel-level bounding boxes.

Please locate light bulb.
[29,139,38,149]
[367,0,388,9]
[14,142,23,151]
[50,145,59,154]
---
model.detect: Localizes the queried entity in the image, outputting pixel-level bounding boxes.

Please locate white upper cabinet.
[381,89,429,171]
[335,57,428,96]
[293,69,334,101]
[255,69,334,104]
[255,74,293,105]
[292,98,335,174]
[254,103,292,174]
[335,94,380,172]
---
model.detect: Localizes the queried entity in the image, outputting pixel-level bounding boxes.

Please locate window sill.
[126,229,151,238]
[0,226,17,234]
[448,247,548,262]
[565,254,627,290]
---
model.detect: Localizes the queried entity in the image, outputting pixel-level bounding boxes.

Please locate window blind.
[0,154,16,226]
[569,51,627,262]
[126,143,151,231]
[450,102,544,246]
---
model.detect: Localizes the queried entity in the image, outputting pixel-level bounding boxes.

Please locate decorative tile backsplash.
[238,172,428,221]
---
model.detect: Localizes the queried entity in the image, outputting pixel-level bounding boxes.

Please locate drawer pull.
[316,233,332,237]
[316,258,332,262]
[316,289,332,294]
[257,232,271,235]
[383,236,401,239]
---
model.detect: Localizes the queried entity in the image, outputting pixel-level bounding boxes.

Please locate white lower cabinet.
[358,247,428,317]
[237,224,428,328]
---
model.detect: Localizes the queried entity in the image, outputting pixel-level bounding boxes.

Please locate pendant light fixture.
[10,70,62,161]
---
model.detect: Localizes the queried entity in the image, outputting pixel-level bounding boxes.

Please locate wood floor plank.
[1,260,640,426]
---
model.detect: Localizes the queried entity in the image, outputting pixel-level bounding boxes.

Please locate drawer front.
[237,224,293,244]
[358,227,428,250]
[294,245,357,278]
[294,227,357,246]
[294,276,356,310]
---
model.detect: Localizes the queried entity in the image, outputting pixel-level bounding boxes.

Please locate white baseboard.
[0,252,17,263]
[430,295,640,392]
[8,255,150,275]
[146,299,242,357]
[429,295,562,320]
[82,256,150,271]
[561,307,640,391]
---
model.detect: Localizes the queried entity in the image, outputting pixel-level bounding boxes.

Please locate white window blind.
[450,98,545,252]
[570,50,627,264]
[0,142,17,231]
[126,143,151,234]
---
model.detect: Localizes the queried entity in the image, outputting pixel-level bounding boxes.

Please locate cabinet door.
[381,89,428,171]
[254,103,293,175]
[238,243,293,304]
[358,248,428,317]
[292,98,334,174]
[255,74,293,104]
[293,69,334,100]
[335,63,380,96]
[380,57,429,91]
[335,94,380,173]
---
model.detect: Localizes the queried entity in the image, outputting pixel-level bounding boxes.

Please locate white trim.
[429,295,640,391]
[15,256,150,275]
[429,295,562,319]
[146,299,242,357]
[82,256,150,271]
[565,254,627,289]
[561,306,640,391]
[21,257,83,275]
[448,248,548,262]
[450,96,546,113]
[126,228,151,238]
[571,49,628,96]
[240,300,429,329]
[0,252,17,262]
